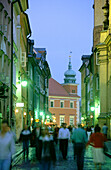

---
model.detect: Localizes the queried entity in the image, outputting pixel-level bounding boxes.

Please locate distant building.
[49,57,80,126]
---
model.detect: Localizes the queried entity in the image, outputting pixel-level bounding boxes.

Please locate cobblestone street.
[12,143,111,170]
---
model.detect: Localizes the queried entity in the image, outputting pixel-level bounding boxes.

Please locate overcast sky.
[26,0,94,96]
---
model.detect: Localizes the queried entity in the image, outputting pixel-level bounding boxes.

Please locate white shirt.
[0,132,15,160]
[39,135,53,158]
[58,128,70,140]
[36,128,40,138]
[22,130,30,135]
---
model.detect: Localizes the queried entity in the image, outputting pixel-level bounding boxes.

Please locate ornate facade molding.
[0,3,4,12]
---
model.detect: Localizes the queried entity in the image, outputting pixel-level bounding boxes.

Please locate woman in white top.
[0,120,15,170]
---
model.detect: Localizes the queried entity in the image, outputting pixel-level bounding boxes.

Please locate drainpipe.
[26,34,31,126]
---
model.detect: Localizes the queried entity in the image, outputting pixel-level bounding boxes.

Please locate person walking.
[8,125,16,170]
[58,123,70,160]
[102,123,108,138]
[53,124,59,145]
[19,124,31,161]
[72,123,88,170]
[38,127,56,170]
[87,125,107,170]
[32,123,41,160]
[0,120,15,170]
[86,124,92,140]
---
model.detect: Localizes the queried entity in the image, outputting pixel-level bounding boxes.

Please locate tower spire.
[68,56,72,70]
[64,52,76,84]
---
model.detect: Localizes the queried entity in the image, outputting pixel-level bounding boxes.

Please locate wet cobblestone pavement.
[12,143,111,170]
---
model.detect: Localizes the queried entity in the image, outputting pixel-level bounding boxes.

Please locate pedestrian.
[8,125,16,170]
[86,124,92,140]
[38,127,56,170]
[8,125,16,142]
[72,123,88,170]
[58,123,70,160]
[72,125,76,132]
[19,124,31,161]
[102,123,108,138]
[91,125,94,133]
[87,125,107,170]
[32,123,41,159]
[53,124,59,145]
[71,127,76,160]
[0,120,15,170]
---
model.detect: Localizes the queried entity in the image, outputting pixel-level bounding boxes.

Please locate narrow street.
[12,143,111,170]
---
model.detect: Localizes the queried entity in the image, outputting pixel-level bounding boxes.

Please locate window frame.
[69,116,74,125]
[60,101,64,108]
[72,89,75,93]
[70,101,74,108]
[50,100,54,108]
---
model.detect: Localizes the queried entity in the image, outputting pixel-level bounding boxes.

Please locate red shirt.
[87,132,107,148]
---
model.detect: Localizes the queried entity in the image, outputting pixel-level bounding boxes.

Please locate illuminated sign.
[16,103,24,107]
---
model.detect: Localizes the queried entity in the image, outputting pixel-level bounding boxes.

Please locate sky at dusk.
[26,0,94,96]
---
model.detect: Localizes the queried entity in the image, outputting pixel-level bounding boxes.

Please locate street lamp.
[46,115,49,119]
[91,107,95,111]
[21,80,27,87]
[40,112,43,116]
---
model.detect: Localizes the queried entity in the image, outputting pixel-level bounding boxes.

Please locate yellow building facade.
[96,0,111,138]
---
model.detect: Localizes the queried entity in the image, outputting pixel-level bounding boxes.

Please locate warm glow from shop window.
[24,112,26,116]
[15,109,19,113]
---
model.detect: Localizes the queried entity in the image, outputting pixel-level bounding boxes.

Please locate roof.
[81,55,90,60]
[49,78,80,98]
[64,69,76,76]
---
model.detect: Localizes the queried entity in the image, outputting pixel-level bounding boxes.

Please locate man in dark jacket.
[19,125,31,161]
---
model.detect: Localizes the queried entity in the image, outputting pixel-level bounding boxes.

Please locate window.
[70,101,74,108]
[96,52,99,65]
[60,115,65,126]
[72,90,75,93]
[96,77,99,90]
[60,101,64,108]
[50,101,54,107]
[70,116,74,125]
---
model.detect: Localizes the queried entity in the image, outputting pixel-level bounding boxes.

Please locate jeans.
[0,159,11,170]
[74,143,85,170]
[23,140,29,159]
[60,139,68,159]
[36,137,39,159]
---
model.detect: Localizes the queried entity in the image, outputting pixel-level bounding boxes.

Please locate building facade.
[33,48,51,125]
[79,0,111,138]
[49,57,80,127]
[96,0,111,138]
[0,0,11,127]
[0,1,51,139]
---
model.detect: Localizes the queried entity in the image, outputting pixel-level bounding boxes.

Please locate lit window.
[50,101,54,107]
[70,102,74,108]
[60,115,65,126]
[70,116,74,125]
[60,101,64,108]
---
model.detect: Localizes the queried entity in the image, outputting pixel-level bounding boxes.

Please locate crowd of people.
[0,119,109,170]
